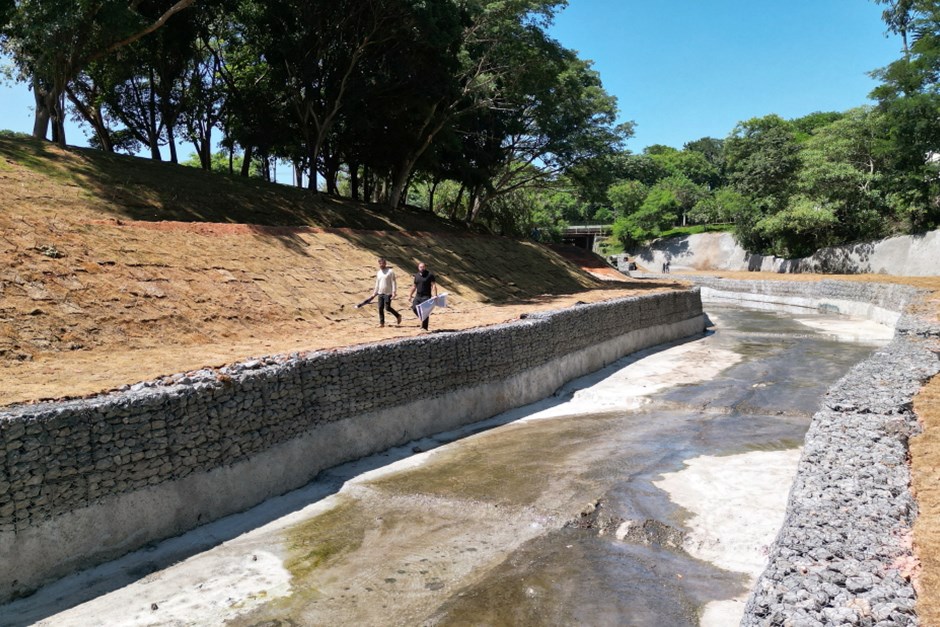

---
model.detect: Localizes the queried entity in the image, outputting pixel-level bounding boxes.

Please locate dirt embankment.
[0,138,679,406]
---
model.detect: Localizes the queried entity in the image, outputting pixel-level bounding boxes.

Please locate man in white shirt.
[372,257,402,327]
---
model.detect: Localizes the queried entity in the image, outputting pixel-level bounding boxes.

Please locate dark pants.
[412,296,431,330]
[377,294,399,324]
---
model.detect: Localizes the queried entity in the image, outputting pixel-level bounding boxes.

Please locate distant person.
[372,257,401,327]
[409,261,439,331]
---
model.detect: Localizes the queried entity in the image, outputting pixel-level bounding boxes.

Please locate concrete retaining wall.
[616,229,940,277]
[692,276,921,327]
[0,290,705,603]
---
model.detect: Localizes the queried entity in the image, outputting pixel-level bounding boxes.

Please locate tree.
[607,180,648,219]
[869,0,940,231]
[790,111,845,141]
[0,0,198,145]
[384,0,575,210]
[648,147,720,189]
[462,51,623,224]
[874,0,916,52]
[611,184,679,248]
[683,137,724,170]
[690,187,748,225]
[724,114,801,209]
[795,106,892,242]
[252,0,408,190]
[753,196,839,258]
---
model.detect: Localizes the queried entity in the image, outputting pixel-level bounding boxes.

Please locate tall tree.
[0,0,197,145]
[463,52,623,224]
[723,115,802,253]
[250,0,406,190]
[385,0,572,209]
[870,0,940,231]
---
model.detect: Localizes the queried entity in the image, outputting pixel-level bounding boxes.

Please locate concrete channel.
[1,299,907,626]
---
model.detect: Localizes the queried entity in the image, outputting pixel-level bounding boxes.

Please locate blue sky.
[548,0,903,151]
[0,1,904,155]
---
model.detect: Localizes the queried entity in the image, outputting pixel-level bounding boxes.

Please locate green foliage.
[753,196,839,258]
[795,106,891,242]
[790,111,845,142]
[724,115,801,210]
[683,136,724,172]
[606,179,648,218]
[648,146,720,188]
[611,185,679,248]
[867,0,940,232]
[0,129,31,139]
[182,149,247,176]
[595,237,624,255]
[689,188,748,225]
[659,223,734,238]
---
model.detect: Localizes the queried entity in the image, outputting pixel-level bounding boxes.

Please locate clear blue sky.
[547,0,903,151]
[0,1,903,155]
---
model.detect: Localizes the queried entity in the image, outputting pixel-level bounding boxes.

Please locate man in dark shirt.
[409,261,438,331]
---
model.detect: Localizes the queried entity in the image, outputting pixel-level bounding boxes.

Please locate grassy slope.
[0,136,615,365]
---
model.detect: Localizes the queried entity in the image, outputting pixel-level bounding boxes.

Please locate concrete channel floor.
[1,306,894,627]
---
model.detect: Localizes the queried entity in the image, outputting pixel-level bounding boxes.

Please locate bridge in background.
[560,224,611,250]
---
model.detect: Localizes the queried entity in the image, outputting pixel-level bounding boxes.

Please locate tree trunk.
[449,185,465,221]
[65,87,113,152]
[240,145,254,177]
[166,121,178,164]
[467,188,486,224]
[49,91,67,146]
[201,126,211,168]
[33,76,67,146]
[389,160,415,209]
[427,179,438,214]
[32,99,51,140]
[349,162,360,200]
[323,154,339,195]
[306,143,318,191]
[363,167,374,202]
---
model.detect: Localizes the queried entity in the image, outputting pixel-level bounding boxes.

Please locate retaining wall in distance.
[615,229,940,277]
[693,276,921,327]
[0,289,705,603]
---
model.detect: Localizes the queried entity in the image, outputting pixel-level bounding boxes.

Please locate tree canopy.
[2,0,938,251]
[1,0,629,237]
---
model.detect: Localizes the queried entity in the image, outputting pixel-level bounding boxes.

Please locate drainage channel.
[2,305,893,627]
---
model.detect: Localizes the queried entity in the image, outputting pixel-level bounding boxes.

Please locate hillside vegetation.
[0,136,671,406]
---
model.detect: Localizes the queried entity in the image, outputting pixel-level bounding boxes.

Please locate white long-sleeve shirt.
[374,268,397,295]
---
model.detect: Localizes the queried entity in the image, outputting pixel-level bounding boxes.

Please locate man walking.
[409,261,438,331]
[372,257,402,327]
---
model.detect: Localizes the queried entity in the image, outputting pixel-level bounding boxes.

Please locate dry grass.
[913,376,940,626]
[0,136,680,405]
